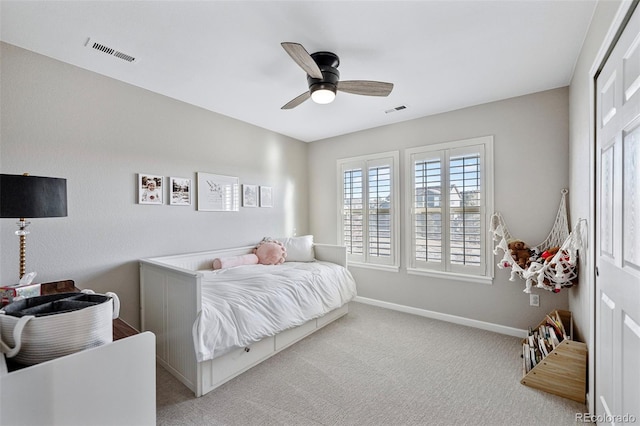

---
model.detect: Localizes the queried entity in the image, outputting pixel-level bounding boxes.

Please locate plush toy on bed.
[508,239,532,269]
[212,254,258,270]
[253,238,287,265]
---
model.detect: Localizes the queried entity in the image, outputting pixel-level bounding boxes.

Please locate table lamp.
[0,173,68,279]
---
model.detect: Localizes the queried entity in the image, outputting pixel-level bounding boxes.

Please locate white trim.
[348,262,400,273]
[338,150,399,164]
[589,1,636,77]
[406,267,493,285]
[354,296,526,338]
[405,135,493,155]
[586,0,635,415]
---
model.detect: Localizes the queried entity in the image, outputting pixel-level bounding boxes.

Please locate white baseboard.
[354,296,527,338]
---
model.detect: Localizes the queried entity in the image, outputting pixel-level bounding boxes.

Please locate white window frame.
[337,151,399,271]
[405,136,494,284]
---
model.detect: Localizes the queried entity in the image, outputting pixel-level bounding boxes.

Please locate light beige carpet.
[156,302,587,425]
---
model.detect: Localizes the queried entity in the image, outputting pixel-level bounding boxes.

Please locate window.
[338,152,399,269]
[406,136,493,282]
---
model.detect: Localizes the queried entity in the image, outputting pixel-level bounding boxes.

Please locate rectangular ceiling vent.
[385,105,407,114]
[85,38,136,63]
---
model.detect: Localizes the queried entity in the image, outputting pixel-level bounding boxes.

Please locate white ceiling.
[0,0,596,142]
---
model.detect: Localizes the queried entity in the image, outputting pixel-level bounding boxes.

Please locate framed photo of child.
[138,173,163,204]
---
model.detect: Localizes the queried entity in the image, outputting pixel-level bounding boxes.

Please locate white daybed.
[139,243,355,397]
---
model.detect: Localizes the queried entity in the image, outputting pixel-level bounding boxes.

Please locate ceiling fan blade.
[337,80,394,97]
[281,42,323,79]
[281,91,311,110]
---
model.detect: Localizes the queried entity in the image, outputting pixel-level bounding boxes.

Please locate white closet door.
[595,3,640,423]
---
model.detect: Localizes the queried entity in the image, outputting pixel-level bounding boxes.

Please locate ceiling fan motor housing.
[280,42,393,109]
[307,51,340,94]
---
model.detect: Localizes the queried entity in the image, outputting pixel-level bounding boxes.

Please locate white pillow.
[279,235,315,262]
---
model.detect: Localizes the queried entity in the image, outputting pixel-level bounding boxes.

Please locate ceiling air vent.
[85,38,136,63]
[385,105,407,114]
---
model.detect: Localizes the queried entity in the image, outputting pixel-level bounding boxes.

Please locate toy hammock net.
[489,189,587,293]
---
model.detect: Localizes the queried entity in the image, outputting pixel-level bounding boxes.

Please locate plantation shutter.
[412,152,444,266]
[368,163,392,260]
[409,143,486,276]
[449,147,483,271]
[342,167,364,260]
[339,153,398,267]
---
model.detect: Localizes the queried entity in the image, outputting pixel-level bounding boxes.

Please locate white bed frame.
[140,244,350,397]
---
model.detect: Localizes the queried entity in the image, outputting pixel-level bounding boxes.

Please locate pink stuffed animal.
[253,239,287,265]
[212,254,258,270]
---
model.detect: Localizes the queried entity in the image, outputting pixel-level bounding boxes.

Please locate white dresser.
[0,332,156,425]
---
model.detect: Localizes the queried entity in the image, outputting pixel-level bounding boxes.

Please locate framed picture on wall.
[260,186,273,208]
[242,184,258,207]
[138,173,163,204]
[169,177,192,206]
[196,172,239,211]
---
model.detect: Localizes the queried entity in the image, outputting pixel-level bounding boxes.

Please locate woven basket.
[0,291,119,366]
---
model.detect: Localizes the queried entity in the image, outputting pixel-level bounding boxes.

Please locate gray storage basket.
[0,290,120,366]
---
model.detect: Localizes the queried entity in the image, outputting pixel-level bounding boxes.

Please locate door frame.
[588,0,637,414]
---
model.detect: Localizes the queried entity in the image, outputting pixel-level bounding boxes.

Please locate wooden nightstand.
[40,279,138,340]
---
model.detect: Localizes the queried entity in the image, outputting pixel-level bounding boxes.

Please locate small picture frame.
[197,172,240,211]
[138,174,163,204]
[242,184,258,207]
[169,177,192,206]
[260,186,273,208]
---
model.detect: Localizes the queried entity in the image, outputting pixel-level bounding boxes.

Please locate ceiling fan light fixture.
[280,42,393,109]
[311,89,336,104]
[310,84,336,104]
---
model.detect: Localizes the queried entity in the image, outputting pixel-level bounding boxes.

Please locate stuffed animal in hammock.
[508,240,532,269]
[541,246,561,262]
[539,246,577,291]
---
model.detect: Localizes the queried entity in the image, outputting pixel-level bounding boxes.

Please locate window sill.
[406,268,493,285]
[348,262,400,273]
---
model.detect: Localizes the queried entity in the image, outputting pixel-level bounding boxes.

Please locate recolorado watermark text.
[576,413,637,423]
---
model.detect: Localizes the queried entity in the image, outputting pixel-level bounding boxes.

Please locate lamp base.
[15,219,30,279]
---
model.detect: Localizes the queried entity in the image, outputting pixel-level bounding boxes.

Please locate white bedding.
[192,261,357,362]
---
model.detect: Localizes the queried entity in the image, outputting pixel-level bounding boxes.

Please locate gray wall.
[0,43,309,329]
[309,87,572,330]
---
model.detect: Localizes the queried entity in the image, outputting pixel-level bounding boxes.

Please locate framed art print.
[170,177,192,206]
[197,172,239,211]
[260,186,273,207]
[243,184,258,207]
[138,174,163,204]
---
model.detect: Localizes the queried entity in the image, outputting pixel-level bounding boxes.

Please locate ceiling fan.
[280,42,394,110]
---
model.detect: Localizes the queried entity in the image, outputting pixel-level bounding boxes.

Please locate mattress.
[192,261,357,362]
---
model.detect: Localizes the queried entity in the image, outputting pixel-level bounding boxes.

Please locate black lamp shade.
[0,174,67,218]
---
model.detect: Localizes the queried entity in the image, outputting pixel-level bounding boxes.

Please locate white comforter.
[192,261,357,362]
